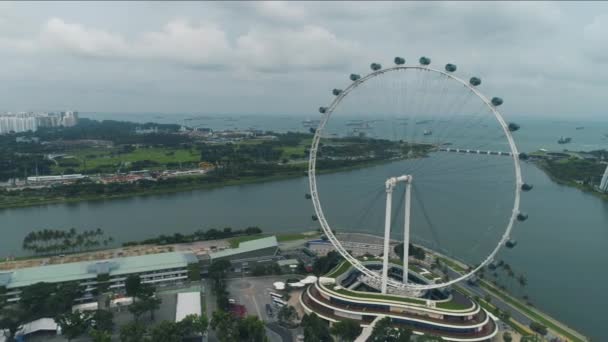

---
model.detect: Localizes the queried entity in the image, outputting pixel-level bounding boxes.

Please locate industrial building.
[201,236,281,275]
[0,252,198,303]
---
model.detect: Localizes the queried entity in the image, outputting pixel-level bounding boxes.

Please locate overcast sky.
[1,1,607,118]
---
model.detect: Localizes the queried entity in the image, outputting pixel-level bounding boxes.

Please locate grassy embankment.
[532,156,608,201]
[0,142,409,210]
[478,281,587,342]
[436,251,588,342]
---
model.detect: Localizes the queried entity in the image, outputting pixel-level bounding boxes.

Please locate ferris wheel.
[307,56,532,292]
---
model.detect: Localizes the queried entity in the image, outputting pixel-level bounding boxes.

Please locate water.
[82,112,608,153]
[1,113,607,339]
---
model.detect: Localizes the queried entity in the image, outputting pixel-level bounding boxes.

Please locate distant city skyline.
[1,1,608,118]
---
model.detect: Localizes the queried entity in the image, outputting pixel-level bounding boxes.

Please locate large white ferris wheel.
[308,56,533,292]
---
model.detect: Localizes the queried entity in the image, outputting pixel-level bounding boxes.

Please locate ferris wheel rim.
[308,64,523,291]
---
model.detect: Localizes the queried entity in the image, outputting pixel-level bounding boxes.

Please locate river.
[1,156,607,339]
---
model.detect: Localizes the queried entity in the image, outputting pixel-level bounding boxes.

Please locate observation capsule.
[518,153,529,160]
[350,74,361,81]
[319,107,327,114]
[508,123,520,132]
[491,97,504,106]
[312,215,318,221]
[517,212,528,222]
[469,77,482,86]
[370,63,382,71]
[521,183,534,192]
[332,89,343,96]
[445,64,457,72]
[505,240,518,249]
[309,127,316,134]
[305,193,312,199]
[394,57,406,65]
[419,56,431,65]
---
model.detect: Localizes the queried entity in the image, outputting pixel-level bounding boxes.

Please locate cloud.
[583,15,608,63]
[41,18,129,58]
[137,19,232,68]
[253,1,308,23]
[236,25,360,72]
[13,16,358,73]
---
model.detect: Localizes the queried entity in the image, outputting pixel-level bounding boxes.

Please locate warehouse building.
[0,252,198,303]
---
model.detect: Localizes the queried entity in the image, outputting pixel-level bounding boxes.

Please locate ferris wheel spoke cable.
[411,183,443,254]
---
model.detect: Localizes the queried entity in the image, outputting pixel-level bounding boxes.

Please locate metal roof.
[209,236,278,260]
[277,259,300,266]
[1,252,196,289]
[175,291,201,322]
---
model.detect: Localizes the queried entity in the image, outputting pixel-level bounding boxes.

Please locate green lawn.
[52,146,201,174]
[227,234,270,248]
[325,260,470,310]
[276,233,317,242]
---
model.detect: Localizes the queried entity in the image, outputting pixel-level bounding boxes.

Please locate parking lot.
[225,276,306,340]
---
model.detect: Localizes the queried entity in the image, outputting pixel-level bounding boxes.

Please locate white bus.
[269,292,284,299]
[272,297,287,306]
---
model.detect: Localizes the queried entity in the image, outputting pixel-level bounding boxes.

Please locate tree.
[91,309,114,332]
[119,322,147,342]
[150,321,182,342]
[367,317,412,342]
[128,300,148,322]
[331,319,362,342]
[277,305,298,327]
[90,329,112,342]
[211,310,237,342]
[236,316,267,342]
[312,251,343,276]
[125,275,142,297]
[179,314,209,337]
[502,331,513,342]
[18,282,55,319]
[56,311,92,342]
[394,243,426,261]
[529,321,548,336]
[139,295,162,321]
[301,313,332,342]
[0,306,28,342]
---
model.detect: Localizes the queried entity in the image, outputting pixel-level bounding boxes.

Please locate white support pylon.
[403,177,412,284]
[381,179,394,294]
[381,175,412,293]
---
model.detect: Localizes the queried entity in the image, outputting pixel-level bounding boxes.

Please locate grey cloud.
[0,1,606,117]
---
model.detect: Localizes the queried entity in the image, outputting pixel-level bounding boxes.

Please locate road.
[447,268,561,341]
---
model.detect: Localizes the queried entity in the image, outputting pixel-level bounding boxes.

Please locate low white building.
[175,291,202,323]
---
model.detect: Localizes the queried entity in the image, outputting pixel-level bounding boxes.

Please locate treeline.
[22,228,114,255]
[0,150,53,182]
[122,226,263,246]
[394,242,426,261]
[34,119,187,145]
[541,158,606,185]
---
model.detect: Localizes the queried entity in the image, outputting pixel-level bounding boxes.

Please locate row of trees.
[123,226,262,246]
[22,228,114,255]
[119,313,208,342]
[394,242,427,261]
[0,281,85,341]
[312,251,343,276]
[211,310,267,342]
[481,259,529,301]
